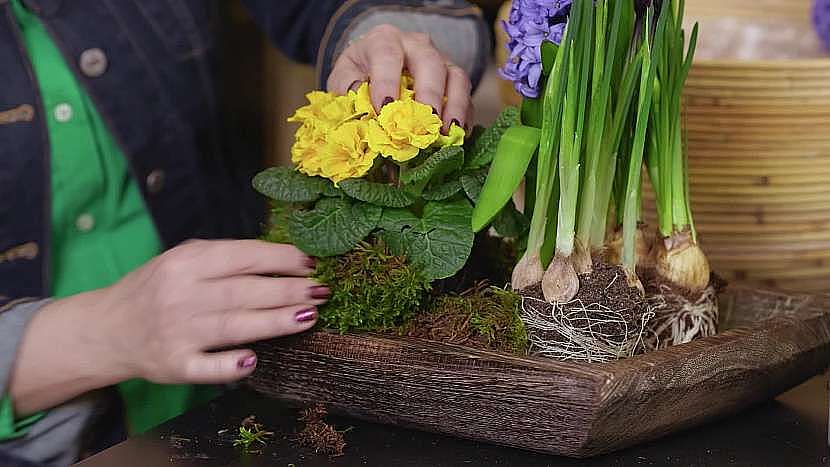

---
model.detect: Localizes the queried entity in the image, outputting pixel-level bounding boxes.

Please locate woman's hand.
[10,240,326,415]
[327,24,473,132]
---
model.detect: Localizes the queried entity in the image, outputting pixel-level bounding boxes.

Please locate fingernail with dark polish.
[451,118,461,128]
[305,256,317,269]
[432,107,440,116]
[238,355,257,369]
[381,96,394,107]
[309,285,331,299]
[295,308,318,323]
[348,80,362,92]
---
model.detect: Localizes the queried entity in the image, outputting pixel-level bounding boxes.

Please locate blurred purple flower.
[814,0,830,51]
[499,0,572,98]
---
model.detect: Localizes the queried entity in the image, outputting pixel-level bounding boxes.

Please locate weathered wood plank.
[247,287,830,457]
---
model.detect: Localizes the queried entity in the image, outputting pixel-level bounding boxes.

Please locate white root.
[520,296,655,363]
[644,283,719,350]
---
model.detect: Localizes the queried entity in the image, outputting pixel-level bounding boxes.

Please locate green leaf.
[471,125,540,232]
[541,41,559,76]
[338,179,416,207]
[288,197,381,257]
[422,180,463,201]
[460,169,488,202]
[377,199,474,280]
[252,167,336,203]
[400,146,464,186]
[465,106,521,169]
[492,200,530,238]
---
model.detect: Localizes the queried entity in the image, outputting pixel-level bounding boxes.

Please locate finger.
[441,63,473,132]
[207,304,318,347]
[359,26,405,110]
[401,33,447,115]
[182,349,258,384]
[464,103,475,133]
[180,240,315,278]
[327,51,367,94]
[210,276,330,310]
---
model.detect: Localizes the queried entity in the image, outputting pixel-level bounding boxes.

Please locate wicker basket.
[495,0,830,292]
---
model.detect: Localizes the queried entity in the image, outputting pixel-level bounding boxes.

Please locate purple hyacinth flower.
[499,0,573,99]
[814,0,830,51]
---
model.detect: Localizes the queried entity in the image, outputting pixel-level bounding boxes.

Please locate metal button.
[146,170,165,194]
[75,213,95,232]
[53,103,73,122]
[79,48,108,78]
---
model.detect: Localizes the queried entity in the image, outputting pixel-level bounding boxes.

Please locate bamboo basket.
[496,0,830,292]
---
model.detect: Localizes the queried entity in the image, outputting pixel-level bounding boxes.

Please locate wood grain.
[247,288,830,458]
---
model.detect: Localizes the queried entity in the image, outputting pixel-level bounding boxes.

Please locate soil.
[519,260,651,360]
[293,404,347,457]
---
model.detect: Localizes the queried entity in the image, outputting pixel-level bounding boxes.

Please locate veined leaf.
[422,180,463,201]
[288,197,381,257]
[465,106,521,169]
[377,199,474,280]
[339,179,417,207]
[492,200,530,238]
[252,167,337,203]
[400,145,464,186]
[460,169,488,202]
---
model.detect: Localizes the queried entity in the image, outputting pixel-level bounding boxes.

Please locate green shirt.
[1,0,215,440]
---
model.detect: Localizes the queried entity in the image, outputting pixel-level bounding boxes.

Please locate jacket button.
[147,170,165,194]
[79,48,108,78]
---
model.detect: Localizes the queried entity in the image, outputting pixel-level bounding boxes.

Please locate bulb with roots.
[654,231,711,293]
[511,251,544,292]
[606,225,655,267]
[542,254,579,303]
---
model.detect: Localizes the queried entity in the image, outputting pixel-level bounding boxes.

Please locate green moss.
[315,240,431,333]
[260,203,292,244]
[404,286,528,355]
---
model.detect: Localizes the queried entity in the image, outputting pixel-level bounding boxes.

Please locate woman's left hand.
[327,24,473,132]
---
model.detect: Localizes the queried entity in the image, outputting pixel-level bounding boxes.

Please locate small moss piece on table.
[232,416,274,455]
[294,404,348,457]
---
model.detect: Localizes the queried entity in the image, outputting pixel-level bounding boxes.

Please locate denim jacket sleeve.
[240,0,490,89]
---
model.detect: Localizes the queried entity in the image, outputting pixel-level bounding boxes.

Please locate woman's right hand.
[10,239,326,415]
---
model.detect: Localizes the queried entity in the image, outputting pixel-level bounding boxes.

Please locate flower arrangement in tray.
[255,0,720,362]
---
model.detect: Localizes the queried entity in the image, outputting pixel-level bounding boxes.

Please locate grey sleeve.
[317,0,491,90]
[0,299,49,398]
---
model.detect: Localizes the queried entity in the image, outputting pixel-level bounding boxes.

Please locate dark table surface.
[78,376,830,467]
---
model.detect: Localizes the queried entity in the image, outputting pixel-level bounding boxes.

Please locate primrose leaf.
[339,179,417,207]
[460,169,488,203]
[288,197,381,257]
[422,180,463,201]
[465,106,521,169]
[252,167,336,203]
[377,199,474,280]
[491,200,530,238]
[400,146,463,186]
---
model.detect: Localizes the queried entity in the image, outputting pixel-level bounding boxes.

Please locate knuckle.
[408,32,432,44]
[368,23,400,38]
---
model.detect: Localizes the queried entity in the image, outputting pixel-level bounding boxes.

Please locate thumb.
[183,350,258,384]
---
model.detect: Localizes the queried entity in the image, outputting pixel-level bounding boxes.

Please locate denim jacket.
[0,1,488,464]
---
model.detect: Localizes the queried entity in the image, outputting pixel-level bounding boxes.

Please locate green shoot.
[233,419,274,455]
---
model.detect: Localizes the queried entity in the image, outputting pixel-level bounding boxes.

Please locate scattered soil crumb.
[294,404,347,457]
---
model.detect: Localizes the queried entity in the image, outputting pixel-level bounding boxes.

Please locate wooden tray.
[247,287,830,458]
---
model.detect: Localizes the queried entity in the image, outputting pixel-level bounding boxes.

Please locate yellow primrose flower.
[318,120,379,184]
[367,99,442,162]
[288,91,359,129]
[353,78,416,119]
[432,123,466,148]
[291,124,328,177]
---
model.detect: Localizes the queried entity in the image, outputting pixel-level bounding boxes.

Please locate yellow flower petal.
[432,123,466,148]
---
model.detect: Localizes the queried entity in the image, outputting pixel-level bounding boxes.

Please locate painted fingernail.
[381,96,394,107]
[309,285,331,299]
[348,80,362,92]
[304,256,317,269]
[451,118,461,128]
[238,355,257,369]
[295,308,318,323]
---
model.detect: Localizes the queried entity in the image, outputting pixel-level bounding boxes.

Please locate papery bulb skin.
[654,232,711,293]
[512,251,544,292]
[541,254,579,303]
[606,225,655,268]
[572,239,593,275]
